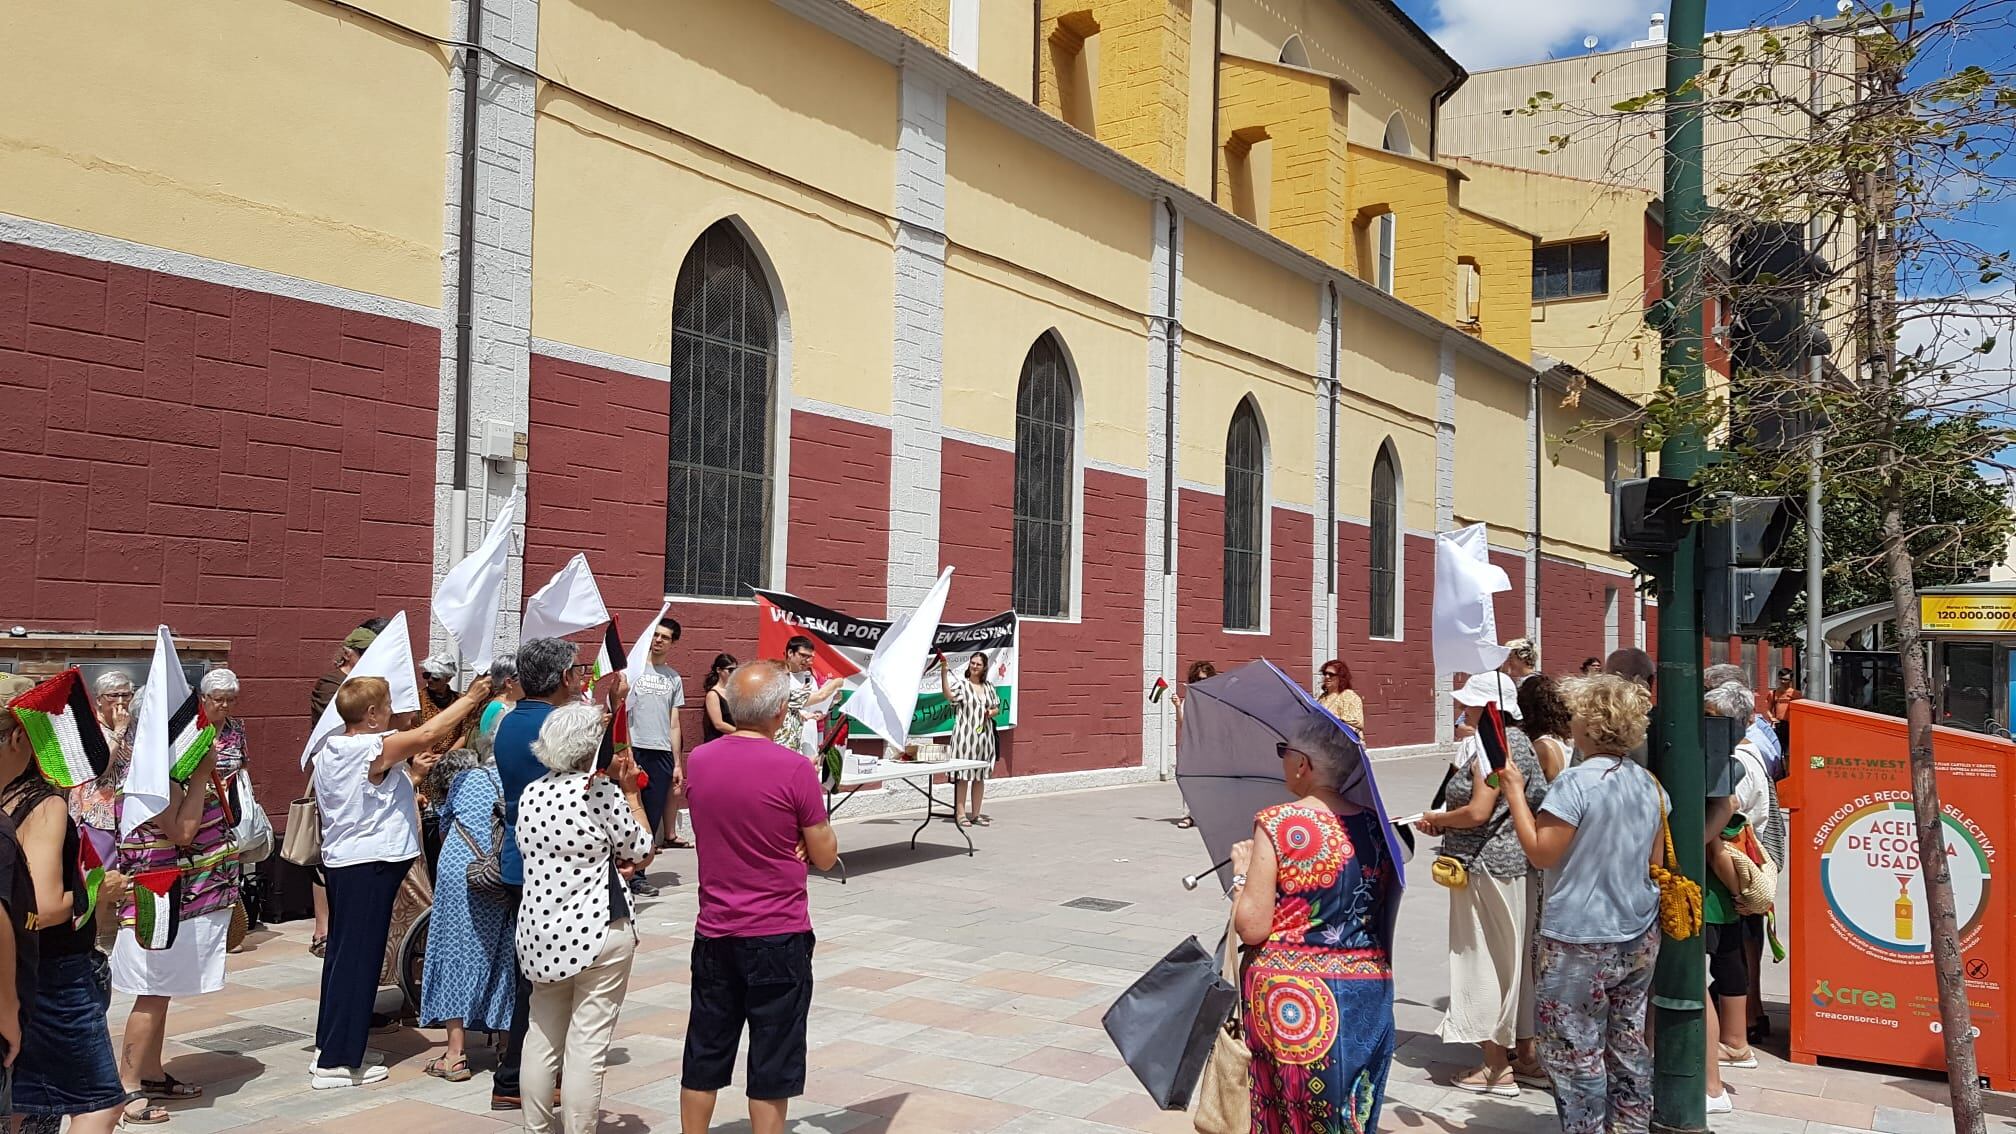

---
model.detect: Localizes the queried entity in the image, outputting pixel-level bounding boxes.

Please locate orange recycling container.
[1784,699,2014,1088]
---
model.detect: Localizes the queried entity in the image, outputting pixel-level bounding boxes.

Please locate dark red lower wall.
[526,353,891,743]
[940,440,1145,777]
[1539,557,1638,674]
[1175,490,1315,706]
[0,241,440,789]
[1334,525,1437,747]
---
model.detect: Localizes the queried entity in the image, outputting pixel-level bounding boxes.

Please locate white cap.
[419,654,458,679]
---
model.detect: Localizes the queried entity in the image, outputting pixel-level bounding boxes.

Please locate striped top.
[117,776,239,925]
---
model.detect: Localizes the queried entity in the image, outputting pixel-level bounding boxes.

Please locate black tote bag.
[1102,931,1240,1110]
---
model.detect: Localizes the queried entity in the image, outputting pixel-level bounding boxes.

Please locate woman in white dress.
[939,652,1000,827]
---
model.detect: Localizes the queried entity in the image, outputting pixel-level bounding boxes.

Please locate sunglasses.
[1275,742,1305,761]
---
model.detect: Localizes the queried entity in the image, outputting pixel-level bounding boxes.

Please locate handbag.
[227,770,274,865]
[1730,827,1778,917]
[280,795,322,867]
[1103,926,1241,1110]
[1649,775,1703,940]
[1191,912,1252,1134]
[452,770,509,898]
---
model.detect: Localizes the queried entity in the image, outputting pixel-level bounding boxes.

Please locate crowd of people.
[1199,642,1790,1134]
[0,615,870,1134]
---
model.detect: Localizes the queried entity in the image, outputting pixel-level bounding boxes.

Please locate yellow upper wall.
[945,100,1153,316]
[1216,59,1350,267]
[531,92,895,415]
[1219,0,1446,154]
[2,0,452,308]
[1179,343,1316,506]
[855,0,951,49]
[540,0,898,220]
[978,0,1040,99]
[941,253,1149,469]
[1452,354,1531,549]
[1456,207,1534,361]
[1349,145,1457,317]
[1182,225,1320,378]
[1337,301,1439,430]
[1541,393,1631,570]
[1037,0,1192,181]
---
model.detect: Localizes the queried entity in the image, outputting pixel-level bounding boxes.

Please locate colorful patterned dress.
[1245,803,1395,1134]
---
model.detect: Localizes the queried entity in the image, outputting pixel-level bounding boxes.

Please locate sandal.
[666,836,693,849]
[1452,1067,1521,1098]
[425,1055,473,1083]
[121,1096,172,1127]
[1511,1060,1553,1089]
[1718,1044,1759,1069]
[974,814,993,826]
[310,935,328,958]
[140,1074,202,1100]
[1175,816,1196,829]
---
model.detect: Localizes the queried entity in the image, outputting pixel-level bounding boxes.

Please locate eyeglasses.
[1275,742,1304,761]
[99,692,134,703]
[567,663,594,675]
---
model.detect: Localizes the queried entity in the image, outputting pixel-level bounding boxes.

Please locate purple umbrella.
[1176,660,1408,949]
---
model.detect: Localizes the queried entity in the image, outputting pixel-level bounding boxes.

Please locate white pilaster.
[433,0,538,661]
[1526,375,1541,644]
[886,66,950,614]
[1312,285,1338,674]
[1435,337,1457,745]
[1143,199,1183,777]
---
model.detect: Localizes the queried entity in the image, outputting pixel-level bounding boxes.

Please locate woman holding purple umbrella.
[1228,718,1398,1132]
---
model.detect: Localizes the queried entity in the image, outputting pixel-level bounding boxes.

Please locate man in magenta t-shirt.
[679,659,839,1134]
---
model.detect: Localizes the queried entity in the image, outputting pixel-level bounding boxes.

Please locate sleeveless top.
[6,787,94,957]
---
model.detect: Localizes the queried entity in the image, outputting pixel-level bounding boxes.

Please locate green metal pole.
[1651,1,1709,1131]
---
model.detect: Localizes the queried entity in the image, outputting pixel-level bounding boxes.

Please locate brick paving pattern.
[112,767,2015,1132]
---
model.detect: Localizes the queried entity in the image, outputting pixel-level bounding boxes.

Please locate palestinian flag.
[74,831,106,930]
[130,868,183,951]
[7,668,112,789]
[166,690,216,783]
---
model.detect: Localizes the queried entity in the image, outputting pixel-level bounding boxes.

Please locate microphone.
[1182,857,1233,891]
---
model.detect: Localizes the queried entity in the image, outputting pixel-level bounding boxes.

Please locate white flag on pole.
[599,598,674,713]
[844,567,954,751]
[1433,524,1513,677]
[434,491,521,670]
[521,553,611,644]
[299,611,421,768]
[121,626,189,837]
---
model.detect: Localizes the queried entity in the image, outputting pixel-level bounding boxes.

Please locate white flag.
[434,491,521,670]
[844,567,954,750]
[1433,524,1513,677]
[598,598,674,713]
[299,611,421,768]
[121,626,189,837]
[521,554,611,644]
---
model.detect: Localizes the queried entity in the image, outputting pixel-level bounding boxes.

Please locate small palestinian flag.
[74,830,106,930]
[1149,676,1170,704]
[130,868,184,951]
[8,668,112,789]
[167,690,216,783]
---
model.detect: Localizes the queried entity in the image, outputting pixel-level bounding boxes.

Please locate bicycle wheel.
[395,907,430,1019]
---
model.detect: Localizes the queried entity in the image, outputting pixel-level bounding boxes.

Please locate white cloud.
[1895,285,2016,415]
[1422,0,1667,71]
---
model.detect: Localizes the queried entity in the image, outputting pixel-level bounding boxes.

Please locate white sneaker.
[307,1049,385,1071]
[1706,1092,1734,1115]
[310,1064,389,1090]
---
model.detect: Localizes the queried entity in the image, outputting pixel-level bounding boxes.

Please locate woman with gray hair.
[477,654,521,740]
[70,670,138,865]
[418,748,516,1083]
[514,703,651,1134]
[198,669,258,951]
[1227,718,1399,1131]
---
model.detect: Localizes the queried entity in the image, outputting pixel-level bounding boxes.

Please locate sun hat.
[1452,671,1523,718]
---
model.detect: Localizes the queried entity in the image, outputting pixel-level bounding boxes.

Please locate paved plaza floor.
[115,758,2013,1133]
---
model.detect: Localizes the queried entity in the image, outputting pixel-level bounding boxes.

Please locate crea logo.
[1812,979,1897,1010]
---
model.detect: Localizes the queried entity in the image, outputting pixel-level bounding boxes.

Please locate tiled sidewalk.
[112,768,2010,1132]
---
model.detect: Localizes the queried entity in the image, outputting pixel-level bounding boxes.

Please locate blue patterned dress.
[1245,804,1396,1134]
[419,767,516,1032]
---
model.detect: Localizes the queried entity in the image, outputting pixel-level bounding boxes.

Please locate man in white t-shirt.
[628,616,687,897]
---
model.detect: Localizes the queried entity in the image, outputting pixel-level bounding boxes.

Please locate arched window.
[1224,399,1266,631]
[1013,334,1076,617]
[1278,34,1310,67]
[1370,442,1400,637]
[666,220,777,598]
[1382,113,1412,156]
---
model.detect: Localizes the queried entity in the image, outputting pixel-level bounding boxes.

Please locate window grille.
[1013,336,1075,617]
[1224,402,1265,631]
[1370,447,1399,637]
[666,222,775,599]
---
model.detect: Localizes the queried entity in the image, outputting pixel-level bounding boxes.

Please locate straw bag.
[1730,828,1778,917]
[1192,913,1251,1134]
[1649,776,1702,940]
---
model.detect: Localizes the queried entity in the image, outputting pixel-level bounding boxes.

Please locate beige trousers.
[1437,870,1539,1048]
[523,920,636,1134]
